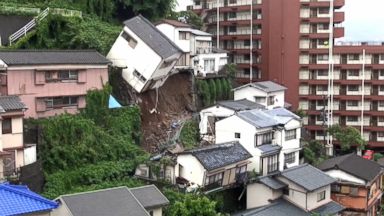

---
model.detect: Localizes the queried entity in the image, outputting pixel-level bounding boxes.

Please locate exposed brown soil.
[111,71,195,153]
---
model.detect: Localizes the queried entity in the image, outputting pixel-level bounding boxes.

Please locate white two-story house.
[156,19,228,76]
[233,81,288,109]
[238,164,345,216]
[107,15,183,93]
[215,107,301,174]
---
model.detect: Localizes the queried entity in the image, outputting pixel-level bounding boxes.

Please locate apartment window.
[379,116,384,122]
[179,32,189,40]
[317,70,328,76]
[317,85,328,91]
[205,172,223,185]
[244,54,250,61]
[244,40,251,46]
[379,101,384,107]
[59,70,78,81]
[378,132,384,137]
[318,7,329,14]
[229,26,237,33]
[318,23,329,30]
[317,191,326,202]
[348,85,359,91]
[255,132,274,146]
[243,68,250,75]
[235,133,241,139]
[285,129,296,141]
[267,96,275,106]
[380,70,384,77]
[347,116,358,122]
[133,70,147,83]
[229,12,237,18]
[349,54,360,60]
[121,31,137,48]
[317,54,329,61]
[204,59,215,72]
[45,96,78,109]
[229,0,237,4]
[380,85,384,91]
[331,184,340,193]
[318,39,328,46]
[195,0,201,5]
[284,152,296,164]
[348,70,360,77]
[267,154,278,174]
[347,101,358,107]
[2,118,12,134]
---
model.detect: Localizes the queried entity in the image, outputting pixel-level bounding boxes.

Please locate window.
[121,31,137,48]
[347,101,358,106]
[378,132,384,137]
[229,12,237,19]
[341,185,350,194]
[255,96,266,104]
[331,184,340,192]
[349,54,360,60]
[283,188,289,195]
[267,154,278,174]
[347,116,358,122]
[179,32,189,40]
[350,187,358,196]
[380,85,384,92]
[244,40,251,46]
[45,96,79,109]
[235,133,241,139]
[205,172,223,185]
[317,54,329,61]
[229,26,237,33]
[236,165,247,174]
[229,0,237,4]
[348,70,360,77]
[318,23,329,30]
[255,132,274,146]
[317,70,328,76]
[318,7,329,14]
[243,68,250,75]
[2,118,12,134]
[204,59,215,72]
[285,129,296,141]
[59,70,78,81]
[267,96,275,106]
[195,0,201,5]
[317,191,326,202]
[133,70,147,83]
[284,152,296,164]
[244,54,250,61]
[317,85,327,91]
[348,85,359,91]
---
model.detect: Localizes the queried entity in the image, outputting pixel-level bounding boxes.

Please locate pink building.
[0,50,110,118]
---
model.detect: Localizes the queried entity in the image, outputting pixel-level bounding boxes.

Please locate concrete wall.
[199,105,235,135]
[6,66,107,118]
[177,154,206,185]
[246,182,282,209]
[2,116,23,149]
[148,208,163,216]
[234,86,285,109]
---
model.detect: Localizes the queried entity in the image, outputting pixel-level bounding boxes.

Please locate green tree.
[199,80,211,107]
[328,125,367,152]
[167,10,203,29]
[221,78,228,100]
[226,79,233,100]
[215,79,223,100]
[303,140,327,165]
[225,64,237,80]
[209,79,217,104]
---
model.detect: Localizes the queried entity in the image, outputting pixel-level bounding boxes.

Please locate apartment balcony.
[301,0,345,9]
[334,11,345,23]
[203,0,262,12]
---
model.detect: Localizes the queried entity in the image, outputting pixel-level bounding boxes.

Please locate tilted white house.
[215,108,301,174]
[199,99,265,141]
[239,164,344,216]
[156,19,228,76]
[233,81,287,110]
[107,15,183,93]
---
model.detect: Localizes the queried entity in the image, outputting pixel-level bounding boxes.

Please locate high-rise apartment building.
[190,0,384,151]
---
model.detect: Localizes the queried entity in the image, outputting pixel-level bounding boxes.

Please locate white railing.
[9,7,50,45]
[51,8,82,17]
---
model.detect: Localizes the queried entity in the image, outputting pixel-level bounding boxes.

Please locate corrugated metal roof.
[257,144,281,156]
[183,141,252,171]
[311,201,345,216]
[258,176,287,190]
[0,183,58,215]
[0,50,110,66]
[217,99,265,111]
[124,15,182,59]
[0,95,27,112]
[237,110,278,128]
[232,199,309,216]
[233,81,287,93]
[280,164,336,191]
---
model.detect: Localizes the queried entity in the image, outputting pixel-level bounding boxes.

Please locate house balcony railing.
[203,181,222,191]
[235,172,248,185]
[267,162,279,174]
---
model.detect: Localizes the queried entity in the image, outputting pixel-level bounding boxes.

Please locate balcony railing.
[204,181,222,191]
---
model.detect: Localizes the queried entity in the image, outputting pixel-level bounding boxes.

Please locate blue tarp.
[109,95,122,109]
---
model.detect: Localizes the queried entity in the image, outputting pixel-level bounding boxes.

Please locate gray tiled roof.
[0,50,110,66]
[311,201,345,216]
[257,145,281,156]
[60,187,151,216]
[232,199,344,216]
[124,15,182,59]
[232,199,308,216]
[217,99,265,111]
[318,153,382,182]
[0,96,27,112]
[183,141,252,171]
[258,176,287,190]
[130,185,169,209]
[233,81,287,93]
[280,164,336,191]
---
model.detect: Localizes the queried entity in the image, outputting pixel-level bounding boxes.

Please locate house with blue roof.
[215,107,302,175]
[0,182,58,216]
